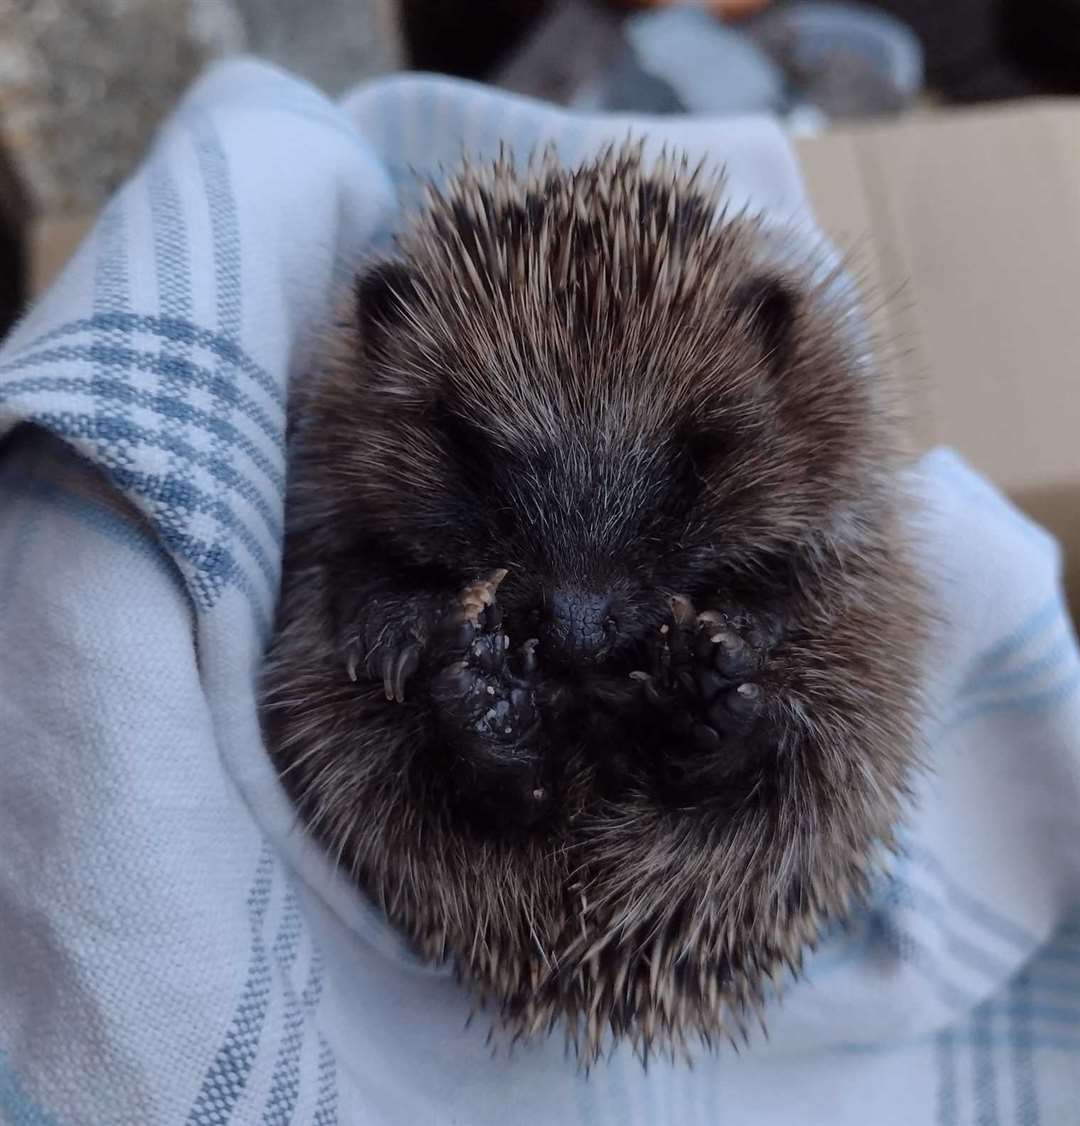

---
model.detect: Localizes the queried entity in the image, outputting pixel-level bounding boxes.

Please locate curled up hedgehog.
[261,140,926,1064]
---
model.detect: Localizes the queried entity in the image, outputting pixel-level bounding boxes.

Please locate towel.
[1,58,1079,1126]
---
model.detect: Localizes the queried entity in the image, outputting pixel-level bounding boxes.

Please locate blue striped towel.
[1,57,1079,1126]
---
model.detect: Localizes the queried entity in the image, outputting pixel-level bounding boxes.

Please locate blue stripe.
[963,600,1061,680]
[1009,971,1041,1126]
[91,201,131,471]
[807,909,1080,1027]
[302,945,324,1012]
[262,889,306,1126]
[150,163,194,323]
[193,113,242,338]
[972,1000,1001,1126]
[935,1028,959,1126]
[91,200,131,536]
[904,887,1014,981]
[0,1049,60,1126]
[149,157,200,554]
[807,863,1032,988]
[1021,977,1080,997]
[0,314,284,412]
[0,367,285,501]
[0,336,284,455]
[797,842,1049,1008]
[840,992,1080,1049]
[0,375,283,537]
[905,846,1040,953]
[187,848,276,1126]
[312,1036,338,1126]
[58,151,269,626]
[1031,945,1080,967]
[22,410,278,603]
[869,923,973,1013]
[969,635,1073,696]
[946,597,1080,724]
[0,335,286,458]
[846,1028,1080,1055]
[192,107,261,625]
[990,1001,1080,1026]
[847,925,1079,1024]
[872,876,1014,983]
[302,943,337,1125]
[93,202,129,314]
[949,670,1080,727]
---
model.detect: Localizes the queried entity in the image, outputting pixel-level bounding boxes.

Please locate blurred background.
[3,0,1080,336]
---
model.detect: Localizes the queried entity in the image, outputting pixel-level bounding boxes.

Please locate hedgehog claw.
[711,628,754,678]
[385,643,421,703]
[639,598,784,767]
[670,595,696,627]
[731,682,762,713]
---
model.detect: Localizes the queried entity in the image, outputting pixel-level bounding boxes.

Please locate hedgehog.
[260,140,926,1064]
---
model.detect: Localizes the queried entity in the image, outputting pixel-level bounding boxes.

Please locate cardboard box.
[795,100,1080,615]
[21,100,1080,612]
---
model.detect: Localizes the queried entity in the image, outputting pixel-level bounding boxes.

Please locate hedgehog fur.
[260,140,927,1065]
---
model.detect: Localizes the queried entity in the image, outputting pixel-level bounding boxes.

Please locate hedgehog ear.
[354,261,419,357]
[731,276,798,372]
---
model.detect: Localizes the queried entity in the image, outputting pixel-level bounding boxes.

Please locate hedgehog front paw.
[633,596,784,783]
[429,571,540,743]
[340,593,432,704]
[429,575,550,830]
[337,571,511,704]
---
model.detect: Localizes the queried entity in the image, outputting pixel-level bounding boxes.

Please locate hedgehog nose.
[543,589,613,662]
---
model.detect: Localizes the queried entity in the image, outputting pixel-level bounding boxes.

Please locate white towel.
[1,58,1078,1126]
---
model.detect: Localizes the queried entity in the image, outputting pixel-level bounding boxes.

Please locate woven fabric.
[1,58,1078,1125]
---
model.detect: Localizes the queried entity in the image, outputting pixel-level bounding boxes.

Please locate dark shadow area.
[0,143,27,342]
[400,0,552,79]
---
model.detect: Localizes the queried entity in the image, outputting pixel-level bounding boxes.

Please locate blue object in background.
[623,5,787,114]
[752,1,925,117]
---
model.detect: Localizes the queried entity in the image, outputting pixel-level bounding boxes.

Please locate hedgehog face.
[340,243,873,680]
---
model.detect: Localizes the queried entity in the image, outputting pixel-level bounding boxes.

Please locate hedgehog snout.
[540,589,616,665]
